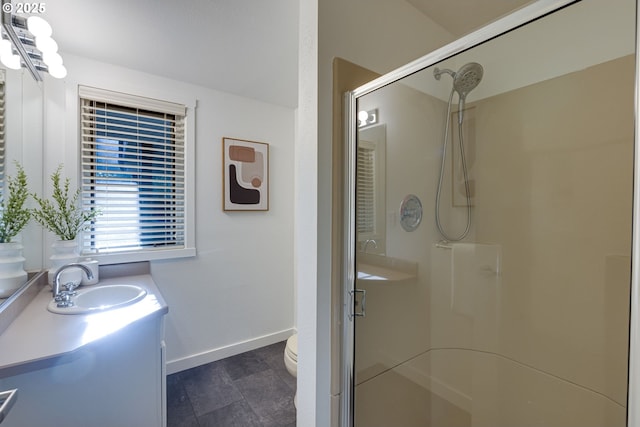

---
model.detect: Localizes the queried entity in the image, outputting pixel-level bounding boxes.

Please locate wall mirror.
[356,123,386,255]
[0,66,43,307]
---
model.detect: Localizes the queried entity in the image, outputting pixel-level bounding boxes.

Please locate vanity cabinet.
[0,317,165,427]
[0,270,168,427]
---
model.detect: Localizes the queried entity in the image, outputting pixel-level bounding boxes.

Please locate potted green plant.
[32,164,100,241]
[0,163,30,243]
[32,164,100,285]
[0,162,30,297]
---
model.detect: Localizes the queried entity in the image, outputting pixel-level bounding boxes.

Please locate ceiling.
[41,0,533,109]
[43,0,300,108]
[407,0,534,36]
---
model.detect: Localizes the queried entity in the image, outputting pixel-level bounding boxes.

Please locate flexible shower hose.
[435,87,472,242]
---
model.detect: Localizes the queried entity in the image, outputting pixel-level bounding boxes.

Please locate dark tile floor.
[167,340,297,427]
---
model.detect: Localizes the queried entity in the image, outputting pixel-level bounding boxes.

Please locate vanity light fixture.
[0,0,66,81]
[358,108,378,128]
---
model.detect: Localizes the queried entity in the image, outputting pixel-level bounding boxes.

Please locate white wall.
[296,0,319,425]
[38,54,296,372]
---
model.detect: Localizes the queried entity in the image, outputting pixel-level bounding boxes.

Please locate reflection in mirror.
[356,123,385,255]
[0,67,43,306]
[0,70,5,186]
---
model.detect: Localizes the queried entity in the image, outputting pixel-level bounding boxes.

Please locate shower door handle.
[349,289,366,319]
[0,388,17,424]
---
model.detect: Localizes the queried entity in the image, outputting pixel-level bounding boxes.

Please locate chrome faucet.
[53,263,94,307]
[363,239,378,253]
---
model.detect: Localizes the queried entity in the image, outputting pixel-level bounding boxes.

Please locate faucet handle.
[54,291,75,307]
[62,282,79,294]
[363,239,378,253]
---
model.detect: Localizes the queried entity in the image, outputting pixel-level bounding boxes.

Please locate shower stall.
[342,0,637,425]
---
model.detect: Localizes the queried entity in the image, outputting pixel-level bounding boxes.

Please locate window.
[357,142,376,235]
[356,124,386,251]
[79,86,194,261]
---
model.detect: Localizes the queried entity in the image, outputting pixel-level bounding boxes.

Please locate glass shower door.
[349,0,635,425]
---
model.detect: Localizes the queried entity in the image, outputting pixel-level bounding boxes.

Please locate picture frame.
[222,137,269,211]
[451,106,476,207]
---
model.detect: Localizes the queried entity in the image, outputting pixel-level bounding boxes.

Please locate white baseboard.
[166,328,296,375]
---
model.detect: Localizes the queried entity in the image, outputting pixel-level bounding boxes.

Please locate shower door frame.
[341,0,640,425]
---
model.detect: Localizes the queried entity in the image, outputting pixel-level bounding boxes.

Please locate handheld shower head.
[433,64,483,241]
[453,62,483,100]
[444,62,483,124]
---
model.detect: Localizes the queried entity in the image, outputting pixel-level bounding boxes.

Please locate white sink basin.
[47,284,147,315]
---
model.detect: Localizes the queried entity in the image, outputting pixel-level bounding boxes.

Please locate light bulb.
[43,51,63,66]
[358,110,369,127]
[35,36,58,54]
[48,63,67,79]
[27,16,52,38]
[1,53,21,70]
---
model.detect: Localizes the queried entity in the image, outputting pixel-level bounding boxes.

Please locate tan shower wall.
[467,54,634,423]
[421,55,633,426]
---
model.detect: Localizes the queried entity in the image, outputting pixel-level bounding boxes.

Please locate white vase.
[0,242,28,298]
[48,239,81,287]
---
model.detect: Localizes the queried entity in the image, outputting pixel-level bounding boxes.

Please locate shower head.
[434,62,484,125]
[453,62,483,100]
[455,63,482,124]
[433,62,483,98]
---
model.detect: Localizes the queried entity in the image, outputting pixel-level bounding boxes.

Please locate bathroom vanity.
[0,263,168,427]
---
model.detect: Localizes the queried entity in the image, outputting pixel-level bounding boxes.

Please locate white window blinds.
[79,86,186,256]
[357,143,376,235]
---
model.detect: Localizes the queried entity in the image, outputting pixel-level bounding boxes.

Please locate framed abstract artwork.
[222,137,269,211]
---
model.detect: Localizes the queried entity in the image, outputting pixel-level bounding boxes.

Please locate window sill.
[86,247,196,266]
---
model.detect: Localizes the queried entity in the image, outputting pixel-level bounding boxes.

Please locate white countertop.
[0,274,168,372]
[357,262,417,282]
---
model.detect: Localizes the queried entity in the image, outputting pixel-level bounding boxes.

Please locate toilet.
[284,333,298,407]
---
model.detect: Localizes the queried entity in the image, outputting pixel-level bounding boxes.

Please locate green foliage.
[0,162,31,243]
[32,164,100,241]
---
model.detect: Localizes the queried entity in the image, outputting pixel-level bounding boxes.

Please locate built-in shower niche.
[356,253,417,284]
